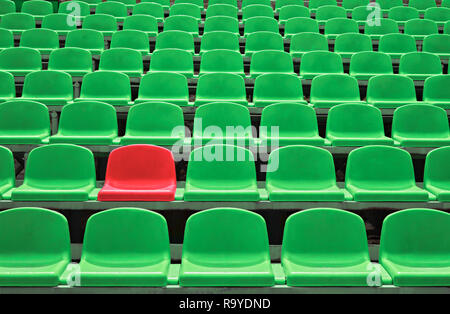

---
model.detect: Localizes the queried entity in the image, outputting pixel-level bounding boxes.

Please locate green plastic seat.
[299,51,343,79]
[424,147,450,201]
[422,34,450,60]
[0,208,71,286]
[179,208,274,286]
[199,31,240,54]
[110,30,150,56]
[209,0,238,7]
[334,33,373,59]
[367,74,418,108]
[79,208,170,287]
[203,16,239,35]
[391,104,450,147]
[58,1,90,20]
[81,0,102,8]
[260,103,324,146]
[408,0,437,14]
[0,0,16,16]
[0,12,35,35]
[244,16,279,37]
[423,74,450,109]
[380,209,450,286]
[0,47,41,76]
[132,2,164,22]
[308,0,337,13]
[19,28,59,54]
[0,145,14,197]
[163,15,199,37]
[112,0,139,9]
[11,144,97,201]
[284,17,319,38]
[388,6,420,26]
[199,49,244,77]
[142,0,169,10]
[173,0,204,9]
[276,0,304,12]
[425,7,450,27]
[195,73,247,106]
[244,31,284,57]
[404,18,438,40]
[0,71,15,102]
[0,28,13,51]
[282,208,390,286]
[155,30,194,54]
[399,52,442,81]
[193,102,255,145]
[169,3,201,21]
[324,17,359,39]
[443,0,450,8]
[20,70,73,106]
[82,14,118,36]
[342,0,369,12]
[99,47,143,77]
[0,100,50,144]
[149,48,193,78]
[345,145,429,201]
[316,5,346,25]
[48,47,93,77]
[242,4,273,21]
[374,0,403,13]
[122,15,158,36]
[41,13,77,35]
[364,18,399,40]
[349,51,393,80]
[65,29,105,55]
[205,4,237,19]
[95,1,127,22]
[253,73,306,107]
[76,71,131,106]
[135,72,189,106]
[378,33,417,59]
[445,20,450,34]
[351,5,373,26]
[185,145,260,201]
[50,101,118,145]
[21,0,52,20]
[279,5,310,25]
[326,103,394,146]
[121,101,185,145]
[310,74,363,108]
[242,0,271,7]
[289,32,328,58]
[250,50,294,78]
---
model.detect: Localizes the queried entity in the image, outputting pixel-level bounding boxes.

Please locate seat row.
[0,206,448,286]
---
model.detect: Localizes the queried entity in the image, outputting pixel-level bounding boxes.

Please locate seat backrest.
[367,74,416,102]
[163,15,199,35]
[423,74,450,102]
[408,0,437,11]
[82,14,118,32]
[422,34,450,55]
[0,146,14,191]
[0,100,50,136]
[364,18,399,35]
[206,3,238,19]
[142,0,170,8]
[59,1,90,17]
[309,0,337,10]
[19,28,59,49]
[316,5,347,21]
[122,15,158,34]
[289,32,328,55]
[242,0,271,7]
[0,28,13,49]
[203,16,239,34]
[169,3,201,20]
[42,13,77,31]
[21,0,53,15]
[350,51,393,75]
[132,2,164,18]
[374,0,403,10]
[209,0,238,6]
[300,51,343,75]
[378,33,417,54]
[334,33,373,53]
[149,48,193,74]
[342,0,369,10]
[200,49,243,74]
[200,31,240,53]
[22,70,73,100]
[0,47,41,72]
[95,1,128,17]
[138,72,188,100]
[310,74,361,101]
[324,17,359,35]
[250,50,294,75]
[242,4,274,20]
[424,7,450,22]
[279,4,310,22]
[424,146,450,190]
[174,0,204,8]
[0,0,15,15]
[0,12,35,30]
[399,52,442,75]
[99,47,143,73]
[244,16,279,35]
[253,73,304,102]
[0,71,15,98]
[155,30,195,54]
[48,47,93,73]
[404,18,438,36]
[388,6,420,22]
[351,5,371,22]
[285,17,319,35]
[80,71,131,100]
[65,29,105,52]
[195,73,246,102]
[110,29,149,52]
[276,0,305,11]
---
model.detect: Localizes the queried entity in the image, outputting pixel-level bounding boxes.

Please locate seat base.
[382,260,450,286]
[97,184,176,201]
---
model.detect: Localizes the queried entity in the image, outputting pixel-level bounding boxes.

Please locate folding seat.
[76,71,132,106]
[404,18,438,40]
[345,146,429,201]
[253,73,306,107]
[275,0,304,12]
[99,48,143,77]
[366,74,418,108]
[0,47,41,76]
[154,30,195,55]
[242,4,274,22]
[142,0,169,10]
[289,32,328,58]
[169,3,201,21]
[179,208,274,286]
[259,103,324,146]
[364,18,399,40]
[121,101,185,145]
[408,0,437,14]
[0,12,35,35]
[244,31,284,57]
[349,51,393,80]
[0,29,13,51]
[80,0,102,9]
[308,0,337,13]
[326,103,394,146]
[192,102,255,145]
[58,1,90,20]
[310,74,364,108]
[423,75,450,109]
[11,144,97,201]
[173,0,204,9]
[388,6,420,26]
[19,28,59,54]
[391,104,450,148]
[242,0,271,8]
[135,72,189,106]
[21,0,52,21]
[20,70,73,106]
[399,52,442,81]
[333,33,372,59]
[110,30,150,55]
[0,0,16,16]
[243,17,279,37]
[341,0,369,12]
[82,14,118,36]
[422,34,450,60]
[250,50,295,78]
[284,17,319,38]
[41,13,77,36]
[374,0,403,14]
[205,4,238,19]
[122,15,158,36]
[149,48,193,78]
[380,209,450,286]
[199,49,244,77]
[209,0,238,6]
[424,147,450,201]
[95,1,128,22]
[0,71,15,102]
[278,5,310,24]
[299,51,343,79]
[199,31,240,54]
[132,2,164,22]
[351,5,373,26]
[0,208,71,286]
[79,208,170,286]
[163,15,199,37]
[0,100,50,144]
[0,146,14,198]
[65,29,105,55]
[315,5,346,25]
[113,0,139,9]
[48,47,93,77]
[203,16,240,35]
[324,17,359,39]
[378,33,417,59]
[194,73,247,106]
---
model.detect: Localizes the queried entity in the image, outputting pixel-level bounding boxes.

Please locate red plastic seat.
[97,145,177,201]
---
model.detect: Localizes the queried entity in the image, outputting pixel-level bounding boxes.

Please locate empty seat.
[276,0,305,12]
[110,30,150,56]
[0,208,71,286]
[244,16,279,37]
[289,32,328,58]
[184,145,260,201]
[244,31,284,57]
[445,20,450,34]
[149,48,194,78]
[99,48,143,77]
[284,17,319,38]
[316,5,346,25]
[21,0,52,20]
[203,16,239,35]
[154,31,195,55]
[79,208,170,286]
[199,49,244,77]
[242,4,274,21]
[170,3,201,21]
[0,0,15,16]
[11,144,97,201]
[48,47,93,77]
[366,74,418,108]
[424,7,450,27]
[195,73,247,106]
[345,146,429,201]
[408,0,437,13]
[42,13,77,35]
[82,0,103,8]
[379,209,450,286]
[364,18,399,40]
[113,0,140,8]
[209,0,238,6]
[279,5,310,24]
[76,71,131,106]
[132,3,164,22]
[200,31,240,54]
[309,0,337,13]
[342,0,369,12]
[19,28,59,54]
[253,73,306,107]
[65,29,105,55]
[324,17,359,39]
[260,103,324,146]
[82,14,118,36]
[174,0,204,9]
[0,70,15,102]
[95,1,128,21]
[388,6,420,26]
[163,15,199,37]
[310,74,363,108]
[422,34,450,60]
[334,33,373,59]
[0,146,14,198]
[242,0,271,7]
[391,104,450,147]
[349,51,394,80]
[374,0,403,13]
[121,102,185,145]
[443,0,450,7]
[326,103,394,146]
[0,12,35,35]
[299,51,343,79]
[135,72,189,106]
[250,50,295,78]
[49,101,118,145]
[351,5,373,26]
[123,15,158,36]
[0,28,13,51]
[98,145,177,201]
[58,1,92,20]
[399,52,442,81]
[423,75,450,109]
[179,208,274,286]
[378,33,417,59]
[404,19,438,40]
[424,147,450,201]
[205,4,238,19]
[142,0,169,9]
[0,47,41,76]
